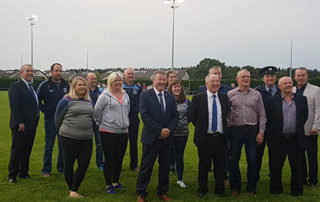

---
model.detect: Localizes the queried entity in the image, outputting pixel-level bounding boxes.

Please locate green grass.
[0,92,319,201]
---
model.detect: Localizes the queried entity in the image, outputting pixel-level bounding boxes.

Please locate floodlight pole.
[26,15,38,66]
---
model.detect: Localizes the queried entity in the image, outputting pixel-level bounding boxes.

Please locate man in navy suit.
[8,64,39,183]
[267,76,308,196]
[190,74,230,198]
[136,70,178,202]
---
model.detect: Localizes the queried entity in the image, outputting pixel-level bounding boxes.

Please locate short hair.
[295,67,309,75]
[86,72,97,79]
[205,73,220,83]
[107,71,124,93]
[67,77,90,100]
[237,69,250,78]
[209,66,221,73]
[124,68,134,75]
[20,64,32,73]
[50,63,62,71]
[168,79,186,103]
[151,70,166,80]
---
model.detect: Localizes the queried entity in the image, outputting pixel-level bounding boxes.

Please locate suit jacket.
[190,91,229,148]
[266,93,308,149]
[139,88,178,145]
[293,83,320,136]
[8,79,39,130]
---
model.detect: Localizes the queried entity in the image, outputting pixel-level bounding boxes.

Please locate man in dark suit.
[267,76,308,196]
[136,70,178,202]
[8,64,39,183]
[190,74,229,198]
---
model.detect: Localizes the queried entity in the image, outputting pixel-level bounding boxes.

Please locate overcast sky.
[1,0,319,71]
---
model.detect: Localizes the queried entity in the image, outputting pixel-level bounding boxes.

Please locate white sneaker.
[177,180,186,188]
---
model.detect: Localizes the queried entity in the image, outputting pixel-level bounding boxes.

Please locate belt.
[207,132,222,137]
[231,125,257,130]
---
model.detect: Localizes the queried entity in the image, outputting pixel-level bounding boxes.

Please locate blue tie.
[158,92,165,114]
[28,83,37,102]
[212,94,217,131]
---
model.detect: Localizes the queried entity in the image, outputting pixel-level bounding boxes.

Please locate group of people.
[7,63,320,201]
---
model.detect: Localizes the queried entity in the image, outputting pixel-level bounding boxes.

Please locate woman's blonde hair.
[107,71,125,93]
[67,76,91,100]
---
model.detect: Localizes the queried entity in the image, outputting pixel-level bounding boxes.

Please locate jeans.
[93,123,104,167]
[229,126,258,192]
[42,120,64,174]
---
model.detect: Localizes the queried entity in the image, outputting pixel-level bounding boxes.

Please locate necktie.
[212,94,217,131]
[28,83,37,102]
[158,93,165,114]
[268,88,272,96]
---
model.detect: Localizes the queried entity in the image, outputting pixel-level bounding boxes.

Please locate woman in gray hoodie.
[94,71,130,194]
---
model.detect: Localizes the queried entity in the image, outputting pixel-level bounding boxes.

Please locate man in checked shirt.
[227,69,266,196]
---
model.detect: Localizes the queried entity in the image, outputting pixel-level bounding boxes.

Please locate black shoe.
[291,192,303,196]
[9,178,17,183]
[198,192,206,198]
[19,174,31,179]
[170,166,176,174]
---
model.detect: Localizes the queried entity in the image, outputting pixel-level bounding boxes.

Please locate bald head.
[278,76,293,95]
[86,72,97,89]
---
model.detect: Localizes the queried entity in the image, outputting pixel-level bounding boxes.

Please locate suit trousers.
[136,139,173,197]
[302,134,318,185]
[128,114,140,170]
[197,134,225,194]
[269,134,303,195]
[8,126,37,179]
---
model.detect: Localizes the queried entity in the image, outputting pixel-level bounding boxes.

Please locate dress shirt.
[228,87,266,134]
[265,85,278,96]
[282,95,297,134]
[154,88,166,111]
[21,78,38,105]
[207,90,223,133]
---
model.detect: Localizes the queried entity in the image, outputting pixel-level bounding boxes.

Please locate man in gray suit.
[293,67,320,187]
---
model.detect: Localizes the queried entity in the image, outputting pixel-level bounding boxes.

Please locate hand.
[256,133,264,145]
[18,123,25,132]
[159,128,170,139]
[310,129,318,135]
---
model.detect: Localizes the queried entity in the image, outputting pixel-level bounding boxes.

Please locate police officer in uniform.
[123,68,142,172]
[255,66,281,181]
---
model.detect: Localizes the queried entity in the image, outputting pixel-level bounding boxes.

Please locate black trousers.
[8,126,37,179]
[136,139,173,197]
[302,134,318,185]
[100,132,128,185]
[256,136,270,181]
[269,134,303,195]
[197,134,226,194]
[59,135,92,192]
[128,114,140,170]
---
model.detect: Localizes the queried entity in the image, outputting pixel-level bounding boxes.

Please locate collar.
[207,90,218,98]
[21,78,32,86]
[154,88,164,96]
[281,93,294,100]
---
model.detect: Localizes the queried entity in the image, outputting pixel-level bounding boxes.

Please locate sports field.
[0,91,319,201]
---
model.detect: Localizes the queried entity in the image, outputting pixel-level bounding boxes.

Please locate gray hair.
[205,74,220,83]
[151,70,166,80]
[209,66,221,74]
[20,64,32,73]
[237,69,250,78]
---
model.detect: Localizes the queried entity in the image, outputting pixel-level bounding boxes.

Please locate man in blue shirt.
[86,72,104,170]
[123,68,142,172]
[37,63,69,177]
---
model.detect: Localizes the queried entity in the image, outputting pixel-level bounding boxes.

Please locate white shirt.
[154,88,166,111]
[21,78,38,105]
[207,90,223,133]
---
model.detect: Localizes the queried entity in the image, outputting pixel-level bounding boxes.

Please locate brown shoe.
[231,190,239,196]
[158,195,172,201]
[42,173,50,178]
[137,196,145,202]
[224,180,230,187]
